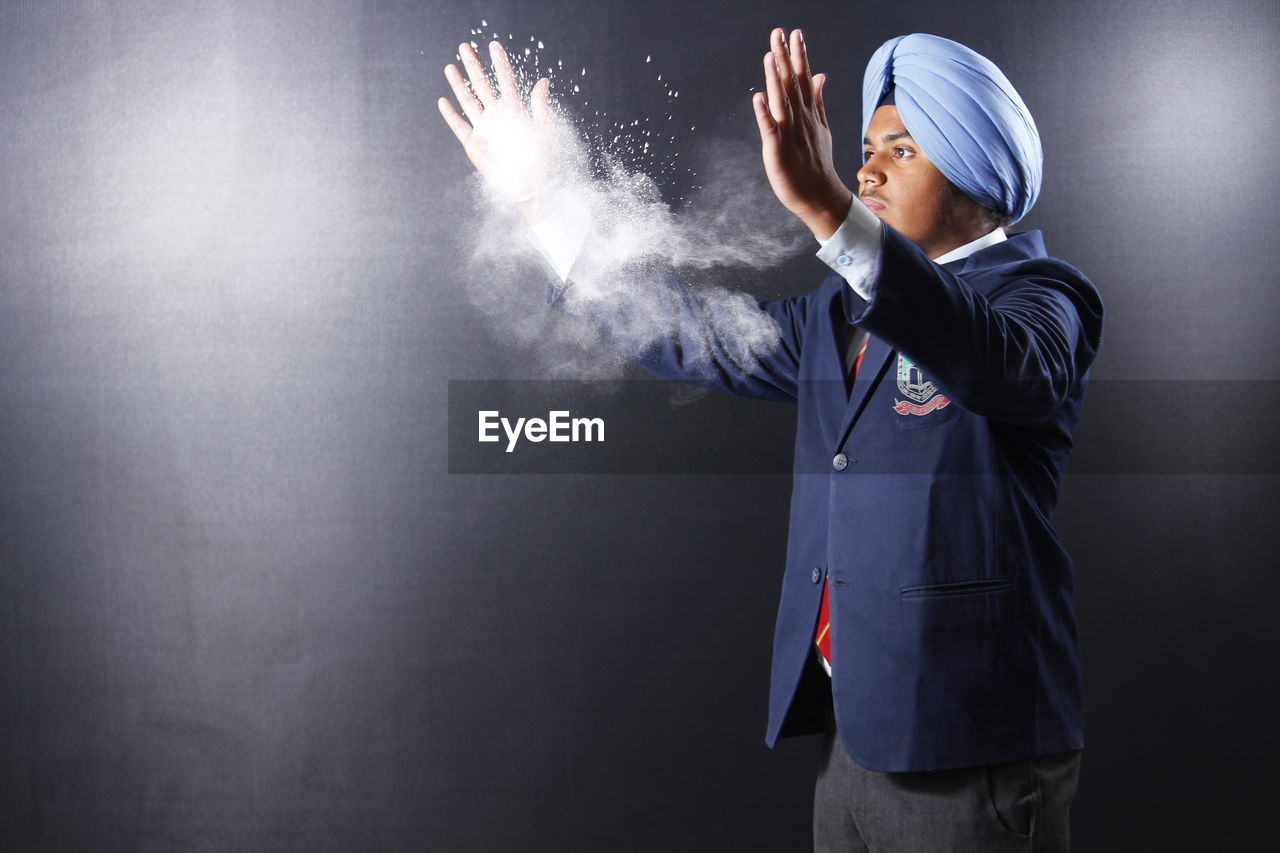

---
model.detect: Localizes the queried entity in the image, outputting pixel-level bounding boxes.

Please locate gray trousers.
[814,702,1082,852]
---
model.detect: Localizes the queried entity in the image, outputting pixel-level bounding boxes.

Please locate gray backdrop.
[2,0,1277,850]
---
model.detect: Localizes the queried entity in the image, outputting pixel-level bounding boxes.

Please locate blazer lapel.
[838,333,893,441]
[813,282,861,440]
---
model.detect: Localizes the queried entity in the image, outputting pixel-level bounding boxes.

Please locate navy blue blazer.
[560,225,1103,772]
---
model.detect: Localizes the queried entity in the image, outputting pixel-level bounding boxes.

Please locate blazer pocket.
[900,578,1014,597]
[898,578,1017,636]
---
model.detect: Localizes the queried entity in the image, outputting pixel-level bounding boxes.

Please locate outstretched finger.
[437,96,473,145]
[459,42,496,105]
[790,29,813,106]
[530,77,552,125]
[812,72,829,128]
[752,91,778,141]
[445,64,484,125]
[771,28,800,104]
[489,41,520,103]
[763,52,791,126]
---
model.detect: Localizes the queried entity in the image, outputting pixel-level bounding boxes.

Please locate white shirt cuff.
[815,199,883,302]
[526,197,591,283]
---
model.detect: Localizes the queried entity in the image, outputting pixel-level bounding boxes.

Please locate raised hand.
[752,28,853,240]
[438,41,563,220]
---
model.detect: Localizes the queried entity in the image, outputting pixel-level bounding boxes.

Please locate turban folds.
[861,34,1042,224]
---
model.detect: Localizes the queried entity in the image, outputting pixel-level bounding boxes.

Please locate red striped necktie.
[815,333,870,671]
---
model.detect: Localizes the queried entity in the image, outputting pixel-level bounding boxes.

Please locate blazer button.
[811,567,822,584]
[832,453,848,471]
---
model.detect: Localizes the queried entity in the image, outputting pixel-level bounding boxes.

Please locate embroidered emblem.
[893,354,951,416]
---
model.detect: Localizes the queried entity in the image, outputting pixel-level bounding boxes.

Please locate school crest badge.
[893,353,951,416]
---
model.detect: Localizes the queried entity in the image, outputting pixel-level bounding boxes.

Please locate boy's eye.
[863,147,914,164]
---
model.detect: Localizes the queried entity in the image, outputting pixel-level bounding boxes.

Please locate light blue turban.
[861,34,1042,224]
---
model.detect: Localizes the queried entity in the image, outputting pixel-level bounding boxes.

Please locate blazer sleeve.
[850,227,1105,426]
[547,276,812,404]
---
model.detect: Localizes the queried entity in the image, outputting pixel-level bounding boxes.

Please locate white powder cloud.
[454,36,810,381]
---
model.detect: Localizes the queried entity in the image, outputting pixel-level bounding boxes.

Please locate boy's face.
[857,105,984,258]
